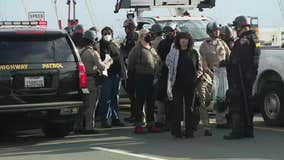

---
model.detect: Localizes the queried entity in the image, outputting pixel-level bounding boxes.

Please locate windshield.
[157,19,210,41]
[0,36,75,63]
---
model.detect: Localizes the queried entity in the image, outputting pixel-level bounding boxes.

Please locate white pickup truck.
[253,48,284,126]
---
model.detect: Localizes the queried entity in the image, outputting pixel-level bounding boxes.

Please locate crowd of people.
[68,15,260,140]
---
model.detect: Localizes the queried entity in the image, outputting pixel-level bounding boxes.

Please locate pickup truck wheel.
[260,83,284,126]
[42,123,70,138]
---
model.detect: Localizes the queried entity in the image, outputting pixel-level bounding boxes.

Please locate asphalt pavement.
[0,113,283,160]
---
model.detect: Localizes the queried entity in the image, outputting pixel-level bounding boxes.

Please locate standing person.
[198,22,230,136]
[155,24,177,130]
[224,16,260,140]
[120,18,139,123]
[150,23,164,51]
[79,30,113,134]
[128,29,162,134]
[72,24,85,50]
[166,32,201,139]
[98,26,127,128]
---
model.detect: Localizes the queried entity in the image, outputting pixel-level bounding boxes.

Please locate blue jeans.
[99,74,121,121]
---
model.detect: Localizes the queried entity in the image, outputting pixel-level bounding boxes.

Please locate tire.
[42,122,71,138]
[260,83,284,126]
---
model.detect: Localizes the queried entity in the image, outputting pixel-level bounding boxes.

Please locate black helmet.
[163,23,177,33]
[206,22,220,36]
[220,25,234,40]
[83,30,97,43]
[150,24,163,33]
[231,16,250,28]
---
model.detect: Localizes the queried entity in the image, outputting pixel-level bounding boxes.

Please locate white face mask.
[103,35,112,42]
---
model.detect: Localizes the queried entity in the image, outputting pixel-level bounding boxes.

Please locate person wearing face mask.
[128,29,162,134]
[98,26,127,128]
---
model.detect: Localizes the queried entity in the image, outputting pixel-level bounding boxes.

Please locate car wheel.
[260,83,284,126]
[42,122,71,138]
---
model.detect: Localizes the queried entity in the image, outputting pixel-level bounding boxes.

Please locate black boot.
[223,132,244,140]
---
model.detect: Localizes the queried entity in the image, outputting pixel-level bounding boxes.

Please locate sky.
[0,0,283,37]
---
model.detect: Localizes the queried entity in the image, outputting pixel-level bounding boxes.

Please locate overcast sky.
[0,0,283,36]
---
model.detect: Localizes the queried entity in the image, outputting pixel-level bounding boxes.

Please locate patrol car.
[0,21,88,137]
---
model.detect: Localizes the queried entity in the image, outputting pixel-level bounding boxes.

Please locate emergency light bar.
[0,21,48,27]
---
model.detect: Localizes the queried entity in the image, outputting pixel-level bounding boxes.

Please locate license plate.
[24,76,44,88]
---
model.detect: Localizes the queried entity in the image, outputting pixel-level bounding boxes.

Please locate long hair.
[174,32,194,50]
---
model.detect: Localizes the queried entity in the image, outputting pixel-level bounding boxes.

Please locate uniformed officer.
[198,22,230,136]
[224,16,260,140]
[78,30,113,134]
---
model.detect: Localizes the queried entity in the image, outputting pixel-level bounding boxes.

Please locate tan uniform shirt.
[199,39,230,78]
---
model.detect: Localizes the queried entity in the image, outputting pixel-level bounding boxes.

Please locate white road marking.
[91,147,167,160]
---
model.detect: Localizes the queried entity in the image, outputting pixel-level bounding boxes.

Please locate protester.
[166,32,202,138]
[98,26,127,128]
[128,29,162,134]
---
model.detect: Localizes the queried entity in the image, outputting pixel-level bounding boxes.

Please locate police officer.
[150,23,164,50]
[79,30,113,134]
[121,18,139,123]
[220,25,235,50]
[224,16,260,140]
[198,22,230,136]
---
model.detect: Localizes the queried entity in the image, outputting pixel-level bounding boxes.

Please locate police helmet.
[163,23,177,33]
[150,24,163,33]
[83,30,97,43]
[231,16,250,28]
[74,24,84,34]
[220,25,234,40]
[206,22,220,36]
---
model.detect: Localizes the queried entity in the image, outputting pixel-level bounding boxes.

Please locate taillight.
[78,62,87,89]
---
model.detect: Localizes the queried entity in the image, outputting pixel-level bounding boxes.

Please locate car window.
[0,36,75,64]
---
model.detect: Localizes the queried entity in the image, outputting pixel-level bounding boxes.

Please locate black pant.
[134,74,156,127]
[229,82,254,136]
[171,87,194,136]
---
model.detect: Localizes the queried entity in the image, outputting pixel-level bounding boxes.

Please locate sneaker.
[134,127,145,134]
[112,119,125,127]
[147,125,161,133]
[204,129,212,136]
[101,121,112,128]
